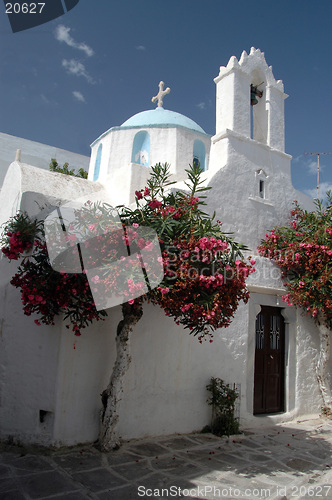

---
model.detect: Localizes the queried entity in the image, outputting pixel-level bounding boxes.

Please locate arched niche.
[250,68,267,145]
[131,131,150,166]
[193,139,206,171]
[93,143,102,181]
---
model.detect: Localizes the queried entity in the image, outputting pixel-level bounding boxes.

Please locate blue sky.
[1,0,332,199]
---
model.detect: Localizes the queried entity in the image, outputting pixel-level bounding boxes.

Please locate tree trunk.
[316,318,332,412]
[99,301,143,451]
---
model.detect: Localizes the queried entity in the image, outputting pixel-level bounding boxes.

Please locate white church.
[0,48,325,447]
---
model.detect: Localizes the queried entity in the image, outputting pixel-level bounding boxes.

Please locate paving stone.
[106,451,144,466]
[150,455,188,472]
[150,456,205,477]
[177,448,219,464]
[0,477,21,494]
[126,442,170,457]
[211,452,249,468]
[237,464,274,478]
[19,470,79,499]
[0,491,26,500]
[0,464,11,478]
[52,450,103,472]
[254,461,302,486]
[272,434,320,450]
[286,457,320,472]
[158,436,199,450]
[136,471,179,488]
[97,484,141,499]
[184,448,248,471]
[244,452,273,462]
[111,459,152,480]
[305,448,332,460]
[237,438,263,449]
[72,467,127,492]
[42,493,91,500]
[5,455,53,475]
[188,434,224,444]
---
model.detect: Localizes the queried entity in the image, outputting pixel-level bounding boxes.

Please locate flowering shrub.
[149,234,253,340]
[1,163,254,340]
[206,377,240,436]
[1,213,40,260]
[1,213,107,335]
[258,193,332,329]
[119,163,254,340]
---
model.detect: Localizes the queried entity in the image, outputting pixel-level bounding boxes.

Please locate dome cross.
[152,81,170,108]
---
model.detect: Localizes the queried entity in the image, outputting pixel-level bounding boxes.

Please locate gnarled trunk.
[99,302,143,451]
[316,318,332,412]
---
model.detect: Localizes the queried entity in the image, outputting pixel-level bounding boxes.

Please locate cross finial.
[152,81,170,108]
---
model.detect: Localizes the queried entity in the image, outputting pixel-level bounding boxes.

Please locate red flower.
[148,200,162,209]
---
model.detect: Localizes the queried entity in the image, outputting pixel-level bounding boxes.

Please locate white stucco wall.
[0,163,115,446]
[0,225,323,447]
[0,132,89,189]
[0,161,104,226]
[1,264,322,447]
[207,132,314,252]
[0,275,117,446]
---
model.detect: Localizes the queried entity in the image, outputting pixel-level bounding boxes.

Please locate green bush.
[206,377,240,436]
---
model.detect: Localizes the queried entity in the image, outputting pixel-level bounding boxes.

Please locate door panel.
[254,306,285,414]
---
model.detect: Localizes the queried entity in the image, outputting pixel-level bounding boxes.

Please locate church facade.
[0,48,325,447]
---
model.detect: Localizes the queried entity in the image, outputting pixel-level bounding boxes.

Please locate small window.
[193,140,206,171]
[259,179,265,198]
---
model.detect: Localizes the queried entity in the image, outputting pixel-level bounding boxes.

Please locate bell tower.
[207,48,298,251]
[210,47,287,172]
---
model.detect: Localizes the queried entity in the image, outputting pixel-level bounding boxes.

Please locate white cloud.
[305,182,332,200]
[40,94,51,104]
[40,94,58,106]
[136,45,146,51]
[55,25,94,57]
[196,102,206,110]
[307,159,319,175]
[293,155,326,175]
[72,91,86,103]
[62,59,94,83]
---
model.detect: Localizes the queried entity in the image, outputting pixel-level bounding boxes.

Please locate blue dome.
[121,107,206,134]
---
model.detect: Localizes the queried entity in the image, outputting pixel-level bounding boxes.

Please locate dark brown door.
[254,306,285,414]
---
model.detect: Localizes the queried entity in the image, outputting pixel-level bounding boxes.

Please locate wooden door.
[254,306,285,414]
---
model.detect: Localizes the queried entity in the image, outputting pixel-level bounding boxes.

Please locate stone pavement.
[1,417,332,500]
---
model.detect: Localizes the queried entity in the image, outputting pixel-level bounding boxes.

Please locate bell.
[251,92,258,106]
[250,84,263,106]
